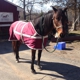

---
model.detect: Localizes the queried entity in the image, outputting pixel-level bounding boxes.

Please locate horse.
[9,6,68,74]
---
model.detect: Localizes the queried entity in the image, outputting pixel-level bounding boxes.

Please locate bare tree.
[67,0,80,30]
[19,0,47,20]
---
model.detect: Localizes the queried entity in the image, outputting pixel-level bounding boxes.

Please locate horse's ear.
[63,7,67,12]
[51,6,57,12]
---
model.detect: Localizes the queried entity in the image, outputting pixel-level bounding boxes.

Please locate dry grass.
[69,31,80,36]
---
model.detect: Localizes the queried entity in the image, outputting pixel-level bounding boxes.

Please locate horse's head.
[52,6,68,38]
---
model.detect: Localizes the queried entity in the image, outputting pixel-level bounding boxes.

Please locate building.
[0,0,23,40]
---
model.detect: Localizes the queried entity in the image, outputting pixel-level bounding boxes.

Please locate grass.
[69,31,80,36]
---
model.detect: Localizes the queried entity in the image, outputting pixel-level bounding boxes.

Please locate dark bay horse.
[9,6,68,74]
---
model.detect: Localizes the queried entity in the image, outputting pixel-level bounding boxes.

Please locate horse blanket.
[9,21,48,50]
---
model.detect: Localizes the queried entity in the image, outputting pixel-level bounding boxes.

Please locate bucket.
[54,42,66,50]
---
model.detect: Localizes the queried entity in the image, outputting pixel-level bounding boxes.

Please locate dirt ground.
[48,40,80,62]
[0,40,80,80]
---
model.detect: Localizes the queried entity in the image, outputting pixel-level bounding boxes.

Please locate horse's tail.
[8,22,17,41]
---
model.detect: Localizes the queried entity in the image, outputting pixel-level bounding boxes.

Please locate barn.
[0,0,23,40]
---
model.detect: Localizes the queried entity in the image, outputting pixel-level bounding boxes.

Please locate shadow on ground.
[0,41,29,54]
[19,59,80,80]
[40,61,80,80]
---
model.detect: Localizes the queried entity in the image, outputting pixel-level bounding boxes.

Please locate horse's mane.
[31,10,54,36]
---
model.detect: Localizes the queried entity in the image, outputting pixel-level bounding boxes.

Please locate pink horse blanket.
[9,21,48,50]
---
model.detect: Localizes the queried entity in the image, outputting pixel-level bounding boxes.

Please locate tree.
[19,0,47,20]
[67,0,80,30]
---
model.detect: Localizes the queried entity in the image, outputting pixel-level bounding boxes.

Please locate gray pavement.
[0,41,80,80]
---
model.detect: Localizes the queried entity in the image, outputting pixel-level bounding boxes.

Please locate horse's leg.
[12,41,21,62]
[31,49,36,73]
[37,50,42,69]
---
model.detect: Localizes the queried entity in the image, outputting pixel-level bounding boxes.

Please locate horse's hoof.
[38,66,42,70]
[16,60,19,63]
[31,70,37,74]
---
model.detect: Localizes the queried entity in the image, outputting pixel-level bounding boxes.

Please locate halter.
[53,20,62,30]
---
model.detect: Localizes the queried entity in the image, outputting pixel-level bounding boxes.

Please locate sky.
[7,0,55,12]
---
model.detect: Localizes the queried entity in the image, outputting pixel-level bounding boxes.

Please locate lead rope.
[42,36,60,53]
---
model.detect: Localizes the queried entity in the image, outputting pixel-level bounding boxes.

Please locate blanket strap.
[20,23,28,43]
